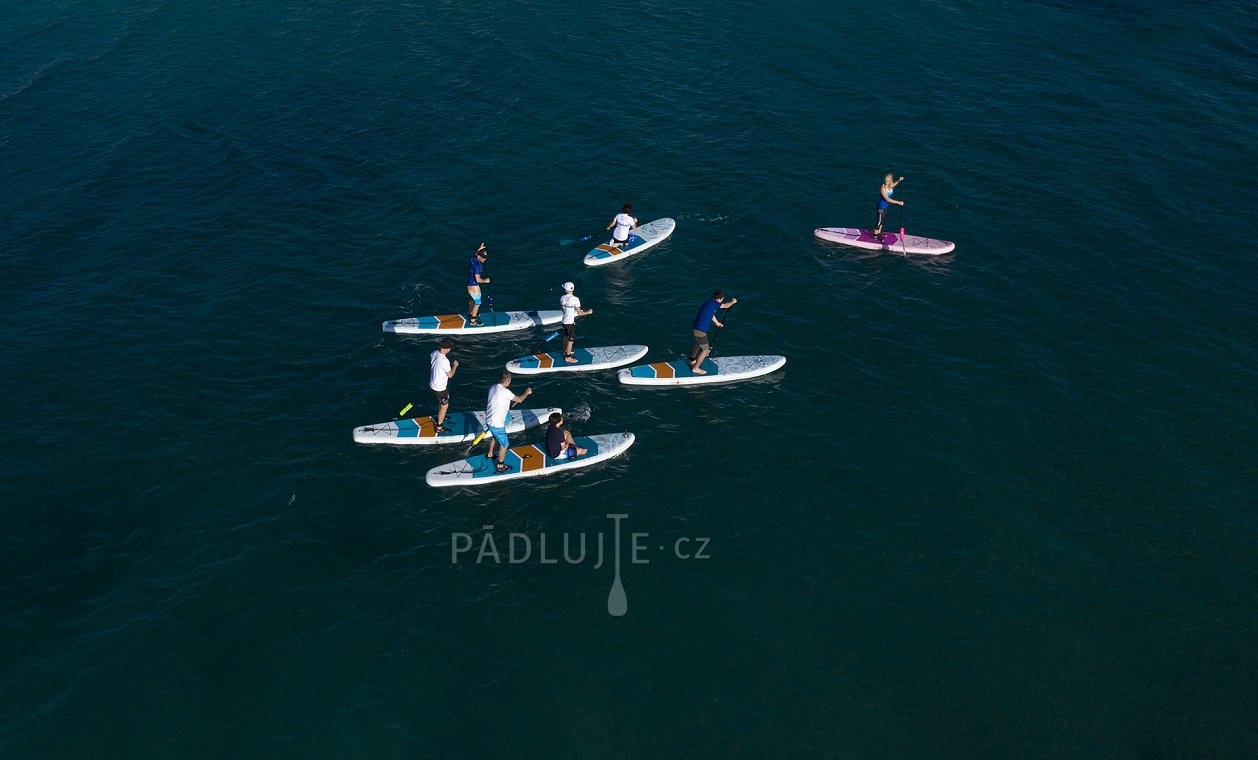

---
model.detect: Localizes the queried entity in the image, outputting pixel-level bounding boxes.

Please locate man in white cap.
[559,281,593,363]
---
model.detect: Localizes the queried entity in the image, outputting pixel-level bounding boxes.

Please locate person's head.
[884,173,894,184]
[549,412,563,427]
[499,371,513,387]
[622,202,632,213]
[438,338,456,353]
[476,243,488,261]
[712,289,726,302]
[561,281,575,293]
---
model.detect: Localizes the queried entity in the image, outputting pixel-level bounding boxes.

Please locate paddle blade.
[398,403,413,417]
[544,330,559,342]
[471,430,487,446]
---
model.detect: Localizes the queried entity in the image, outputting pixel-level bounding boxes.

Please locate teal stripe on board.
[1,0,1256,757]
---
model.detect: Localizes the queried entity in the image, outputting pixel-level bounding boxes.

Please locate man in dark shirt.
[688,290,738,374]
[545,412,587,460]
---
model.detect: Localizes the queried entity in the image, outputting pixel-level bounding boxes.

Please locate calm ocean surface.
[2,0,1256,756]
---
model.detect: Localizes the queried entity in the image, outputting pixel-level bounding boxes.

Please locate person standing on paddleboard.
[485,372,533,473]
[688,290,737,375]
[559,281,593,364]
[429,338,459,433]
[466,243,491,326]
[606,203,638,247]
[545,412,588,460]
[873,173,905,239]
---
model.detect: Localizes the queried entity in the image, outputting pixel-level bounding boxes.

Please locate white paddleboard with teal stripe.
[584,218,676,267]
[618,355,786,386]
[425,432,636,487]
[383,310,563,335]
[353,407,560,445]
[506,345,649,374]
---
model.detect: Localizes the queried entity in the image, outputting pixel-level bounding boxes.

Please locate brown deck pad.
[436,314,465,329]
[649,362,676,379]
[511,444,547,472]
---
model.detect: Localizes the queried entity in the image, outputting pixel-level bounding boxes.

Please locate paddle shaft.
[708,301,735,354]
[899,200,907,257]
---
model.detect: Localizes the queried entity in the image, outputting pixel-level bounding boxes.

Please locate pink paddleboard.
[814,227,955,255]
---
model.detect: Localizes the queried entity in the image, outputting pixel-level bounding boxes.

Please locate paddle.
[530,330,561,353]
[899,198,908,258]
[563,229,607,245]
[708,300,735,355]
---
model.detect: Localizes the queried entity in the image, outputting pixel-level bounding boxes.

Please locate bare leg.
[564,430,587,456]
[692,347,710,374]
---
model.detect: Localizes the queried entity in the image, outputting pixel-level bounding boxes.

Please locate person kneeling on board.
[688,290,737,375]
[485,371,533,473]
[545,412,587,460]
[559,281,593,363]
[606,202,638,247]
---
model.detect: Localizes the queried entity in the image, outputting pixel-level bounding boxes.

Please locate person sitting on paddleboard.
[873,173,905,239]
[606,202,638,247]
[485,372,533,473]
[466,243,491,326]
[429,337,459,433]
[545,412,587,460]
[688,290,737,375]
[559,281,593,364]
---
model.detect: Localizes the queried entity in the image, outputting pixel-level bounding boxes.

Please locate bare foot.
[576,447,588,456]
[565,356,579,364]
[692,368,707,375]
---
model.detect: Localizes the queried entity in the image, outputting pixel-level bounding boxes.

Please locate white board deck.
[425,432,636,487]
[383,310,563,335]
[618,355,786,386]
[584,218,676,267]
[506,345,649,374]
[353,407,561,445]
[814,227,955,255]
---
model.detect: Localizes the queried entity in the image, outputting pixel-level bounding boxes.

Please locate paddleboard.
[506,345,649,374]
[383,310,563,335]
[584,218,676,267]
[814,227,955,255]
[425,432,636,487]
[353,407,560,445]
[618,355,786,386]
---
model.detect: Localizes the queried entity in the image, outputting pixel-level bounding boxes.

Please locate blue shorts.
[488,426,509,447]
[468,290,482,305]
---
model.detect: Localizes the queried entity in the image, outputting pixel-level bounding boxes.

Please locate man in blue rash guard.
[688,290,738,375]
[466,243,491,326]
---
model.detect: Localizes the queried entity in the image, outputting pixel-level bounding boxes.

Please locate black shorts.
[690,329,709,358]
[432,388,450,406]
[562,323,576,341]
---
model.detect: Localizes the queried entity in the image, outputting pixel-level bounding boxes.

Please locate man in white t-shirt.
[606,202,638,247]
[484,371,533,473]
[428,338,459,433]
[558,281,593,363]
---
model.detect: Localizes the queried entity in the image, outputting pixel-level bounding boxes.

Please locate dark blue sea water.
[3,0,1257,756]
